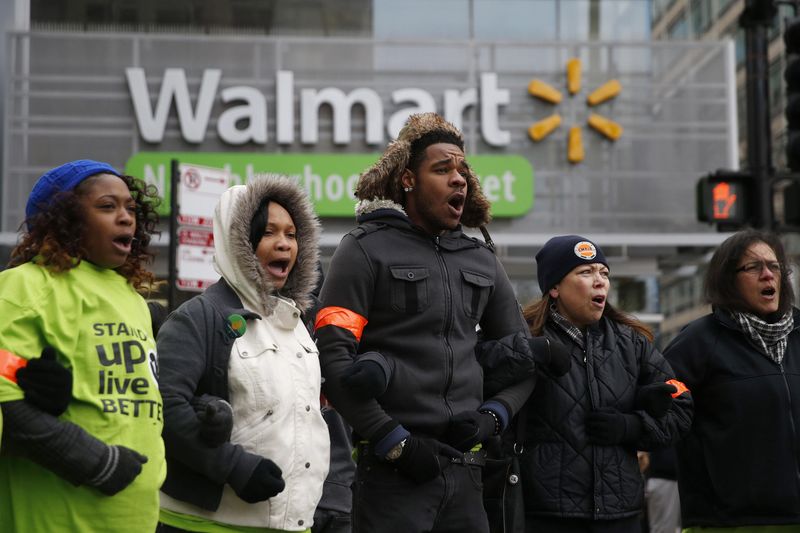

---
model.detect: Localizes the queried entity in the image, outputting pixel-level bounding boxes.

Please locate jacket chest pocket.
[390,266,430,314]
[229,341,281,421]
[461,270,493,320]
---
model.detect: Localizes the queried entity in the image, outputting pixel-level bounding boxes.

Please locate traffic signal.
[696,170,752,229]
[776,173,800,226]
[784,17,800,171]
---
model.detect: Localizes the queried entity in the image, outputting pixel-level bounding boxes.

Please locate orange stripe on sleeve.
[0,349,27,384]
[666,379,689,398]
[314,306,368,342]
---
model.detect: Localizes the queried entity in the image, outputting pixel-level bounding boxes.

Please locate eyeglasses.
[735,261,783,275]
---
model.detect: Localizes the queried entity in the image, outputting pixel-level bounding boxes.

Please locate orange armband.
[666,379,689,398]
[315,306,368,342]
[0,349,28,384]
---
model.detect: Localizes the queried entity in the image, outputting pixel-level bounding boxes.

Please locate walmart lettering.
[126,68,511,146]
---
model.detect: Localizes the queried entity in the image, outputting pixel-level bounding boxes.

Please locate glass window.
[652,0,677,22]
[690,0,712,37]
[600,0,650,41]
[374,0,470,39]
[770,57,784,117]
[735,27,746,68]
[717,0,736,17]
[558,0,591,40]
[31,0,374,36]
[770,5,795,42]
[668,16,688,40]
[473,0,557,41]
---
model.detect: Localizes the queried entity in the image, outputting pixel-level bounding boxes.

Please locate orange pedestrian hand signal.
[712,181,737,220]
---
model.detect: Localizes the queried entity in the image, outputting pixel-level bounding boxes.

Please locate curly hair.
[9,174,160,291]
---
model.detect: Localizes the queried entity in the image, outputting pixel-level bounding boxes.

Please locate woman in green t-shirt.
[0,159,165,532]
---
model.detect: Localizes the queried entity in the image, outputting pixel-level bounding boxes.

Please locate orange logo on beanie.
[574,241,597,260]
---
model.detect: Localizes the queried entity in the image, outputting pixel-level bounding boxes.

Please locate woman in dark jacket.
[520,235,692,533]
[663,229,800,531]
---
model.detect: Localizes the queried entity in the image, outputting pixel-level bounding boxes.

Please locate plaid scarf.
[731,310,794,365]
[549,305,585,349]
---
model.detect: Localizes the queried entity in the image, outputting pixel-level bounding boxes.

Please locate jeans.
[353,454,489,533]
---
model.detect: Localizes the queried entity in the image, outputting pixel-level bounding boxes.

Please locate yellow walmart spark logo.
[528,58,622,164]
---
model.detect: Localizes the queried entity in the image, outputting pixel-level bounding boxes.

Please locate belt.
[451,450,486,467]
[356,442,487,467]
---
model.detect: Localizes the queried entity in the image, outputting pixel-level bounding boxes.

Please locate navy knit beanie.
[25,159,121,222]
[536,235,609,293]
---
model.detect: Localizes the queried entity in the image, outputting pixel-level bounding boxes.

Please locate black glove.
[16,346,72,416]
[232,458,285,503]
[341,358,387,400]
[634,382,677,418]
[445,410,498,451]
[89,445,148,496]
[394,436,463,484]
[528,337,572,377]
[585,408,643,446]
[195,398,234,447]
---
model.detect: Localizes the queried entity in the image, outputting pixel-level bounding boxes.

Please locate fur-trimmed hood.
[213,174,320,316]
[354,112,491,228]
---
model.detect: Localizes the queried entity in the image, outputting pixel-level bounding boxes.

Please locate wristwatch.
[385,438,407,461]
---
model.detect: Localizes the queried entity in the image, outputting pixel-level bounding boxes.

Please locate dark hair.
[704,229,794,315]
[9,174,160,291]
[249,198,271,252]
[522,293,654,342]
[407,130,465,174]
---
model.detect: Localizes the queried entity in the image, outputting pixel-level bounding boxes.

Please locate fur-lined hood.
[212,174,320,316]
[354,112,491,228]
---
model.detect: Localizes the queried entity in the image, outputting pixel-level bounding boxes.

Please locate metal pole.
[741,0,777,229]
[168,158,179,311]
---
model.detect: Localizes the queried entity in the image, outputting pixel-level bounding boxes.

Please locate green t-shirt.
[160,508,311,533]
[0,260,166,532]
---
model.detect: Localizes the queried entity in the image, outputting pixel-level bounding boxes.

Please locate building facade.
[2,0,747,334]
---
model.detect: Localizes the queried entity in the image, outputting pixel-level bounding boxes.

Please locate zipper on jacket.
[584,338,602,519]
[433,235,455,418]
[779,361,800,492]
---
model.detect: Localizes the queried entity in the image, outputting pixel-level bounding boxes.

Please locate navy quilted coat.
[519,317,693,520]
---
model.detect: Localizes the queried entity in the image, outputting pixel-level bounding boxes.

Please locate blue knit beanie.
[536,235,609,293]
[25,159,121,223]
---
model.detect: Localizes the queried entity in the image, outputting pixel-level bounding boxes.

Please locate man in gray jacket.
[315,113,534,533]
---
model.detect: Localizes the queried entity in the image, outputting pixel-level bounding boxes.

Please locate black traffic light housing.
[696,170,753,229]
[776,172,800,226]
[785,17,800,171]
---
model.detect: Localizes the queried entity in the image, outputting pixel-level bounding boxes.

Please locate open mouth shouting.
[591,294,606,309]
[447,192,466,217]
[112,234,134,254]
[265,259,291,281]
[760,286,777,299]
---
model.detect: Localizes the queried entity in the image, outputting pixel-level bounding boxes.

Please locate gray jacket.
[316,204,531,446]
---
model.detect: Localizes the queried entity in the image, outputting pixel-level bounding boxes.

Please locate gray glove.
[87,445,148,496]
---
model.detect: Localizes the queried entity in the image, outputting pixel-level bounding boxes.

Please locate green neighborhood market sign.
[125,152,534,217]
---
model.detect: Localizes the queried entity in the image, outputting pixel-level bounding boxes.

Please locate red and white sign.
[176,226,217,292]
[177,164,231,228]
[175,163,228,293]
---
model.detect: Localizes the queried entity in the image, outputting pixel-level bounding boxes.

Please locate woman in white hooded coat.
[156,175,330,533]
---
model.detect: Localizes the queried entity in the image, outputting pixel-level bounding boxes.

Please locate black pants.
[525,514,642,533]
[353,455,489,533]
[312,509,352,533]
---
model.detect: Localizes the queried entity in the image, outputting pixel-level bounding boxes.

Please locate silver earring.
[404,186,414,192]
